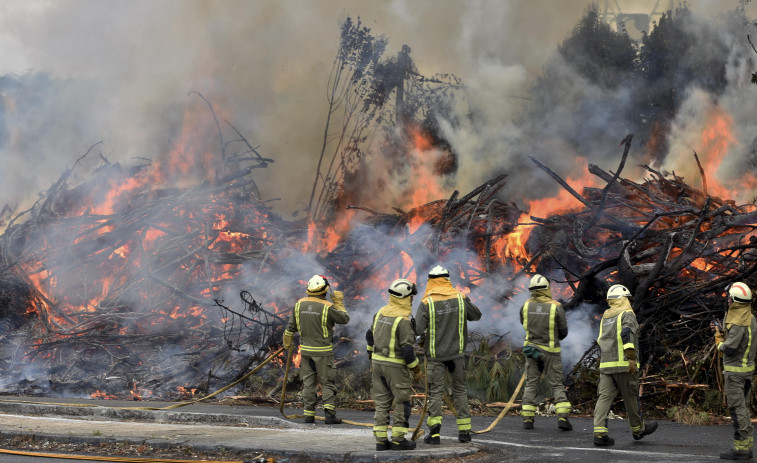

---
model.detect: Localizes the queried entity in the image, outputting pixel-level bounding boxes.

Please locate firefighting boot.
[458,431,472,443]
[324,409,342,425]
[593,434,615,447]
[304,410,315,423]
[375,440,391,451]
[391,438,417,450]
[632,420,658,440]
[720,437,753,460]
[424,424,441,445]
[523,419,534,429]
[719,449,751,460]
[558,416,573,431]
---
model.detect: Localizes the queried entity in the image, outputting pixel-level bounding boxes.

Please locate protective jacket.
[415,278,482,361]
[520,288,568,353]
[597,297,638,374]
[718,301,757,374]
[284,295,349,356]
[366,296,419,369]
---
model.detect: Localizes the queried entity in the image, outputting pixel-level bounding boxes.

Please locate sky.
[0,0,754,217]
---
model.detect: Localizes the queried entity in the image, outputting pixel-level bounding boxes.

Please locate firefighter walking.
[713,282,757,460]
[366,278,423,451]
[593,284,657,446]
[415,265,482,444]
[519,274,572,431]
[282,274,349,424]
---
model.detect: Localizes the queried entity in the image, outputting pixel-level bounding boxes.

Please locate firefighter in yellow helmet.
[519,274,572,431]
[415,265,482,444]
[713,282,756,460]
[366,278,423,451]
[282,275,349,424]
[593,284,657,446]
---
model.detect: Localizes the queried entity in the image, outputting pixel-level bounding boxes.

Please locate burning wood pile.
[0,126,754,408]
[523,137,757,346]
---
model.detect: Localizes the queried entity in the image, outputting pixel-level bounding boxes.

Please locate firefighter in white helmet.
[366,278,422,451]
[593,284,657,446]
[283,274,349,424]
[519,274,572,431]
[713,281,756,460]
[415,265,481,444]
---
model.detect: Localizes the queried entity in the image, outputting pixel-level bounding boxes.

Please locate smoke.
[0,0,752,215]
[0,0,755,393]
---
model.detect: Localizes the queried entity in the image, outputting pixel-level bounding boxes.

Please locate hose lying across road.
[278,348,527,437]
[1,345,527,453]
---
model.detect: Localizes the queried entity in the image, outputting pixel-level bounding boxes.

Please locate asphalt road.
[0,396,738,462]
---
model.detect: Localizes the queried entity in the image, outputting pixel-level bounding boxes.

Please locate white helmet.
[388,278,418,298]
[728,282,753,303]
[528,274,549,291]
[607,284,632,300]
[428,265,450,279]
[306,274,329,295]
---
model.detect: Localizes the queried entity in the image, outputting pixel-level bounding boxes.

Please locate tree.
[307,16,389,222]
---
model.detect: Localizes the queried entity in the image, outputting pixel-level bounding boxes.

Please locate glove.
[625,348,637,374]
[330,290,346,311]
[283,333,293,350]
[523,346,540,359]
[714,328,725,345]
[411,365,423,383]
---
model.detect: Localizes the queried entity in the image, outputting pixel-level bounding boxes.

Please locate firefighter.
[415,265,482,444]
[713,282,756,460]
[366,278,423,451]
[593,284,657,446]
[519,274,572,430]
[282,274,349,424]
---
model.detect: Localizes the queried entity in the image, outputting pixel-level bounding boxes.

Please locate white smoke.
[0,0,753,215]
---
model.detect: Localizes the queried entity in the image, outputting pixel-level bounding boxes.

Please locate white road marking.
[473,437,717,460]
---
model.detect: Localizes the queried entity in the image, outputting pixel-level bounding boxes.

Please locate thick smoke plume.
[0,1,755,396]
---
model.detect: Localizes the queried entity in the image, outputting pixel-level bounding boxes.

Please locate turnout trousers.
[725,371,754,452]
[593,371,644,436]
[372,361,412,444]
[426,357,471,433]
[521,351,571,423]
[299,354,337,418]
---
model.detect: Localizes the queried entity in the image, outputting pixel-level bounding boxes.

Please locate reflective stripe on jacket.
[597,309,638,374]
[719,317,757,374]
[368,312,418,368]
[284,296,349,356]
[415,293,482,361]
[520,300,567,353]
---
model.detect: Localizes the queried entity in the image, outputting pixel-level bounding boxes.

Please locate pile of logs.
[0,130,754,404]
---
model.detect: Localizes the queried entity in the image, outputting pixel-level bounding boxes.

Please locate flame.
[402,126,450,210]
[91,390,117,400]
[491,160,599,269]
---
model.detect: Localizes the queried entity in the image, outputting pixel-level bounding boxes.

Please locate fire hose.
[472,370,526,434]
[409,356,428,441]
[278,348,526,438]
[278,347,373,427]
